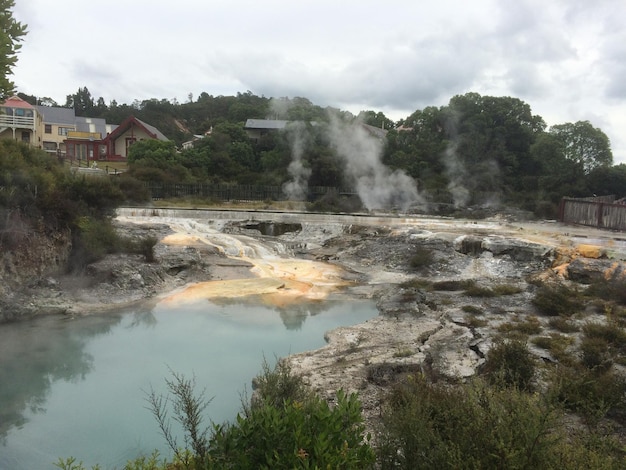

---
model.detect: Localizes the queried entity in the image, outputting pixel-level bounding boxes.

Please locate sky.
[11,0,626,164]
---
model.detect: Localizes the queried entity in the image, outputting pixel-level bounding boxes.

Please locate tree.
[0,0,27,99]
[65,86,95,115]
[549,121,613,173]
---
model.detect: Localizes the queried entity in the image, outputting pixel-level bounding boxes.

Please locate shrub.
[548,365,626,426]
[248,358,310,411]
[377,376,563,469]
[461,305,483,315]
[532,285,584,316]
[432,279,475,291]
[497,316,543,336]
[585,279,626,305]
[210,390,375,469]
[408,246,435,269]
[464,283,523,297]
[548,316,580,333]
[532,334,575,364]
[482,339,536,391]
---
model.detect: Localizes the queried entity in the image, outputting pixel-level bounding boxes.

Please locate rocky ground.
[2,209,626,440]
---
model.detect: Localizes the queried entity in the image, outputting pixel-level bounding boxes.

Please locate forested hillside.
[19,89,626,217]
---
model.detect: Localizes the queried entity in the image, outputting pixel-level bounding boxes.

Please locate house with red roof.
[0,96,169,162]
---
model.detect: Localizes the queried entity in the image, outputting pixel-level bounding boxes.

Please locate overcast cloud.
[12,0,626,163]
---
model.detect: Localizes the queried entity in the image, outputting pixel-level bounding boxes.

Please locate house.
[0,96,169,162]
[65,115,168,162]
[244,119,289,141]
[0,95,42,145]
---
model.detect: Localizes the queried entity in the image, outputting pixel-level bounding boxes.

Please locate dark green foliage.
[210,390,375,469]
[532,284,584,316]
[248,358,310,410]
[463,283,522,297]
[461,305,483,315]
[143,363,374,469]
[431,279,475,291]
[585,278,626,306]
[408,246,435,269]
[532,334,575,364]
[0,0,27,99]
[548,365,626,426]
[498,316,543,336]
[482,339,536,391]
[548,316,580,333]
[378,375,564,470]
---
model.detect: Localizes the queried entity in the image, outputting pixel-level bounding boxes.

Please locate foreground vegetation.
[0,140,153,272]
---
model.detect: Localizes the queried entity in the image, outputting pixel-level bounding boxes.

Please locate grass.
[393,348,415,358]
[531,333,575,364]
[497,315,543,336]
[461,305,484,315]
[432,279,475,291]
[464,283,523,298]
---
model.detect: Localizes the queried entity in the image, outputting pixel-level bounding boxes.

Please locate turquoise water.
[0,298,377,469]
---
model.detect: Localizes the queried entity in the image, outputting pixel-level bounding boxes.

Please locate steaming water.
[0,298,377,470]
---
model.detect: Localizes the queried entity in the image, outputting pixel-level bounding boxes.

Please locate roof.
[35,106,76,125]
[136,117,168,141]
[244,119,289,130]
[106,115,168,142]
[360,123,388,140]
[75,116,117,138]
[1,95,34,109]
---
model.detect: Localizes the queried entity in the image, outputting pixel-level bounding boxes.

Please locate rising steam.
[282,121,312,201]
[327,114,423,211]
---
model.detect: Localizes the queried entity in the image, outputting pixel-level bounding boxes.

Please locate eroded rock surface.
[2,209,626,438]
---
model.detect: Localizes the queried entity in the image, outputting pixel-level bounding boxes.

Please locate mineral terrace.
[3,207,626,436]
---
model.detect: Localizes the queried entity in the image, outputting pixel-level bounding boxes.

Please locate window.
[45,124,52,134]
[58,127,70,136]
[21,131,30,143]
[43,141,57,151]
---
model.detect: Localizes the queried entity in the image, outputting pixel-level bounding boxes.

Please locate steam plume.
[327,114,423,211]
[282,121,312,201]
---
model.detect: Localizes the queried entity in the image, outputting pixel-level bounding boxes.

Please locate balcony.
[0,114,35,129]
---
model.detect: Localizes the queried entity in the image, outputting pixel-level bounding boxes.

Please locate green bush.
[377,375,562,469]
[497,316,543,336]
[431,279,475,291]
[464,283,523,297]
[532,285,584,316]
[210,390,375,469]
[548,365,626,426]
[585,279,626,305]
[481,339,536,391]
[248,358,310,410]
[408,246,435,269]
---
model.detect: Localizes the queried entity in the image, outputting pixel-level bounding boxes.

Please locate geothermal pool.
[0,297,378,469]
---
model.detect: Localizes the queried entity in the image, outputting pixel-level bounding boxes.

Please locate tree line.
[20,87,622,217]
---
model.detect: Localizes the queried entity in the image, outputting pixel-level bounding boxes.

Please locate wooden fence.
[558,197,626,231]
[144,182,356,202]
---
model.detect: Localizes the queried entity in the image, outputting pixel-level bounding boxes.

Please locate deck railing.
[0,115,35,129]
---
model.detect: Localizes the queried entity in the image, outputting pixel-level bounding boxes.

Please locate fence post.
[597,203,604,228]
[558,198,566,222]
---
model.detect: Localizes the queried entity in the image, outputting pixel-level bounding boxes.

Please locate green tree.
[586,164,626,197]
[358,110,394,130]
[549,121,613,173]
[0,0,27,99]
[65,86,95,116]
